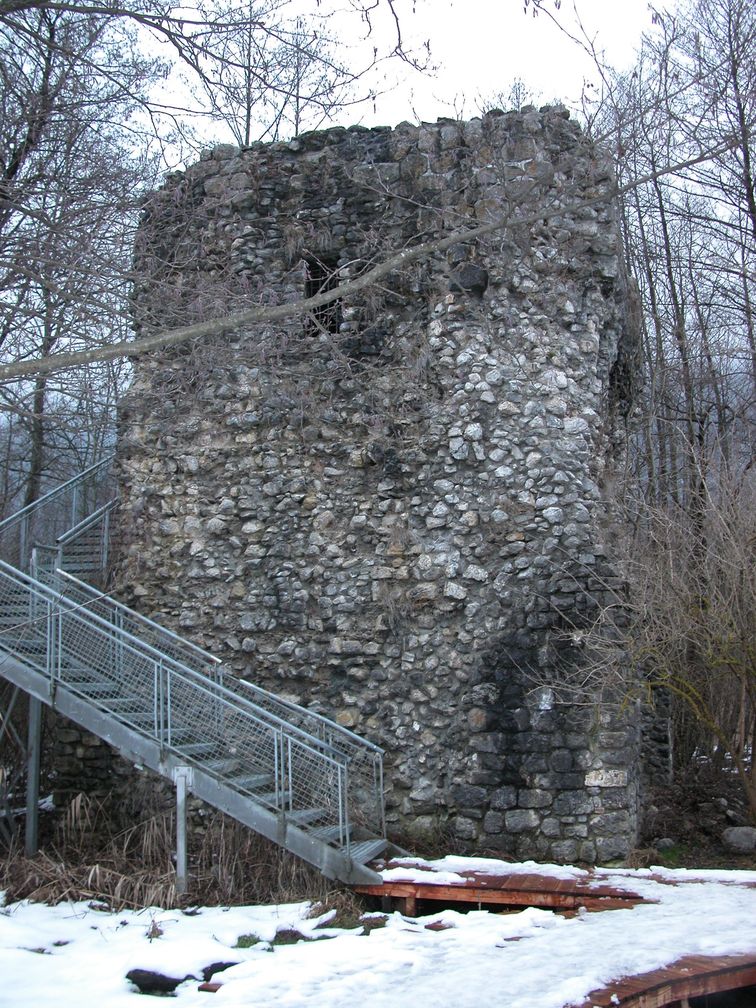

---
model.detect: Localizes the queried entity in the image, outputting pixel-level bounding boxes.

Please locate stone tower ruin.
[116,106,643,862]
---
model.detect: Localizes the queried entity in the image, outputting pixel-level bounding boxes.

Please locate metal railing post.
[24,696,42,856]
[165,666,172,746]
[44,599,54,684]
[286,737,293,812]
[377,754,385,836]
[19,516,28,570]
[155,659,164,740]
[278,731,287,809]
[101,509,110,577]
[340,765,348,852]
[173,766,193,896]
[55,602,63,686]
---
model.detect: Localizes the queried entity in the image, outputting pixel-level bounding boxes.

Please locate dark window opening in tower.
[304,253,342,335]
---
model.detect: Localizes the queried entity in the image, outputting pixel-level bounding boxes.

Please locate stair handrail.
[232,677,384,756]
[47,568,222,676]
[52,500,116,548]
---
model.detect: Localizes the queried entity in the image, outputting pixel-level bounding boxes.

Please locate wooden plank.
[575,954,756,1007]
[363,861,649,901]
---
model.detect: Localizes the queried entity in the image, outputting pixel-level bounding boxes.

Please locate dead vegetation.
[0,791,343,910]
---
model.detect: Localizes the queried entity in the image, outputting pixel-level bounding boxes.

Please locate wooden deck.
[572,953,756,1007]
[354,858,652,914]
[354,859,756,1006]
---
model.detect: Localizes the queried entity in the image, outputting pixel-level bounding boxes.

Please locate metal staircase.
[0,459,388,885]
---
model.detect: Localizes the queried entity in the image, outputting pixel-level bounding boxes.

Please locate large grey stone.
[722,826,756,853]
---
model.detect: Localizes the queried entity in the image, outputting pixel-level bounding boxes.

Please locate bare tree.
[562,474,756,822]
[0,0,421,503]
[602,0,755,507]
[525,0,756,815]
[0,8,164,502]
[194,5,358,144]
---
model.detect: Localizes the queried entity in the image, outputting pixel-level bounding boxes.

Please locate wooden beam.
[353,880,643,912]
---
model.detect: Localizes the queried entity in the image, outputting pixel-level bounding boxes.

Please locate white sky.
[339,0,671,129]
[166,0,675,156]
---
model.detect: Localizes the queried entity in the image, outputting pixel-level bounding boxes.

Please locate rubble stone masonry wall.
[116,106,643,861]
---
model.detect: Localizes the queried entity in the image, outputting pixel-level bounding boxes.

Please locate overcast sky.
[182,0,675,153]
[347,0,671,128]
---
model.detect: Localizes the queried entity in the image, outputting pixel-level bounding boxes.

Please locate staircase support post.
[173,766,193,897]
[24,696,42,856]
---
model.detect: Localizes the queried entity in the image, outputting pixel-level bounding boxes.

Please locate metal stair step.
[255,790,292,806]
[286,807,329,826]
[204,758,243,776]
[67,680,122,696]
[107,698,147,712]
[175,742,216,758]
[0,638,46,653]
[230,772,273,792]
[348,838,388,864]
[311,824,350,844]
[117,711,155,727]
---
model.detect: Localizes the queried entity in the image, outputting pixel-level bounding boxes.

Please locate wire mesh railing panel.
[286,735,346,825]
[55,622,150,732]
[346,750,385,838]
[172,689,286,807]
[0,457,114,571]
[227,678,384,834]
[49,573,223,684]
[0,571,50,673]
[223,676,383,761]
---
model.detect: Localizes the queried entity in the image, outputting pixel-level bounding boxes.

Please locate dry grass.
[190,811,333,907]
[0,792,350,911]
[0,849,180,909]
[308,889,369,929]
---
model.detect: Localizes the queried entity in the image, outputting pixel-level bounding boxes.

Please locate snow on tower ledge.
[116,106,645,862]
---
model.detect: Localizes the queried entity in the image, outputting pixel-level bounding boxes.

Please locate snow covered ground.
[1,859,755,1008]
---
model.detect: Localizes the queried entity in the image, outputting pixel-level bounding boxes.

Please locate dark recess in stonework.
[304,253,342,334]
